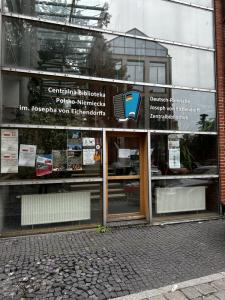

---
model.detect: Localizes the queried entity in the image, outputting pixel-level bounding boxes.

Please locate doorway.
[106,132,148,222]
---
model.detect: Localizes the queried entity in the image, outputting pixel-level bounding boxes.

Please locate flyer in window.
[1,153,18,174]
[1,129,18,173]
[52,150,67,171]
[67,130,82,150]
[83,148,95,165]
[169,148,181,169]
[36,154,53,176]
[82,137,95,147]
[118,149,131,159]
[19,144,37,167]
[67,150,82,171]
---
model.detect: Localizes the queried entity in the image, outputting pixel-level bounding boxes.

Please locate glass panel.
[2,17,215,89]
[180,0,213,7]
[0,128,102,181]
[161,44,215,90]
[2,74,216,131]
[0,182,102,234]
[108,180,140,214]
[107,0,214,48]
[150,62,166,93]
[152,178,219,220]
[3,0,214,48]
[151,134,218,177]
[108,136,140,176]
[149,89,216,132]
[127,61,144,82]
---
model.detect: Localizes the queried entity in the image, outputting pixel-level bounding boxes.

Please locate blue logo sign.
[113,91,141,122]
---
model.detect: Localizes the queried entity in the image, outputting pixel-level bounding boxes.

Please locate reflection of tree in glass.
[198,114,216,132]
[18,129,67,179]
[87,33,127,79]
[36,1,111,75]
[35,0,111,28]
[180,136,194,170]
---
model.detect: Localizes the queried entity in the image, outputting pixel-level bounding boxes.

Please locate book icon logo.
[113,91,141,122]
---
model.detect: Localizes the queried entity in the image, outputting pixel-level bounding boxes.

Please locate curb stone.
[112,272,225,300]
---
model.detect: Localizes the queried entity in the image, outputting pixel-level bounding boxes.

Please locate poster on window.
[19,144,37,167]
[168,134,181,149]
[118,149,131,159]
[67,130,82,150]
[82,137,95,147]
[36,154,53,176]
[169,149,181,169]
[1,153,18,174]
[83,149,96,165]
[1,129,18,173]
[52,150,67,171]
[67,150,82,171]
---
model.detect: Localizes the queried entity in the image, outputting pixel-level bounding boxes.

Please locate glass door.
[106,132,148,222]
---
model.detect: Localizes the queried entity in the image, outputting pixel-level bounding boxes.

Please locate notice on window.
[36,154,53,176]
[19,144,37,167]
[1,129,18,173]
[169,149,181,169]
[118,149,131,159]
[52,150,67,171]
[168,134,180,149]
[83,149,95,165]
[67,130,82,150]
[83,137,95,147]
[67,150,82,171]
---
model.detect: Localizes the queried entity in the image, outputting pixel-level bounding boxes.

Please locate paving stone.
[203,296,218,300]
[148,295,167,300]
[211,279,225,290]
[164,290,188,300]
[181,286,202,299]
[194,283,217,295]
[214,289,225,300]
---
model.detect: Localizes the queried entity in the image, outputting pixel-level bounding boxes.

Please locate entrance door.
[106,132,148,222]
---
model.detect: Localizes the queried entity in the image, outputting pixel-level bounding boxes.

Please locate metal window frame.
[102,129,107,226]
[152,175,219,180]
[147,131,152,223]
[2,13,215,52]
[0,177,103,186]
[2,67,216,93]
[0,123,104,131]
[163,0,213,11]
[0,125,218,135]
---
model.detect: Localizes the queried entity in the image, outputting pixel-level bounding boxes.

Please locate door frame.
[105,131,149,222]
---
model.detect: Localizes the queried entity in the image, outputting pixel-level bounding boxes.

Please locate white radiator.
[21,192,91,225]
[156,186,206,214]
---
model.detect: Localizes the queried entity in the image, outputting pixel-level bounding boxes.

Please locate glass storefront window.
[108,136,140,176]
[108,180,140,214]
[149,90,216,132]
[0,182,102,234]
[0,128,102,181]
[149,62,166,93]
[160,44,215,90]
[2,74,216,132]
[180,0,213,7]
[3,0,214,48]
[2,17,215,89]
[151,134,218,177]
[0,0,219,234]
[152,178,219,219]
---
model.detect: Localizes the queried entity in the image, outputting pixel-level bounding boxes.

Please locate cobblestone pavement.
[114,272,225,300]
[0,219,225,299]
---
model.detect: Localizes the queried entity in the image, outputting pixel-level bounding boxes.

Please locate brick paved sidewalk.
[113,272,225,300]
[0,219,225,299]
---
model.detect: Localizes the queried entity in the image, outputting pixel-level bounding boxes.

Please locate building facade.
[0,0,221,236]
